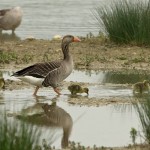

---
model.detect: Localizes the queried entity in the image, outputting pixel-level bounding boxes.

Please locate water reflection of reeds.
[134,97,150,144]
[103,70,150,84]
[0,111,40,150]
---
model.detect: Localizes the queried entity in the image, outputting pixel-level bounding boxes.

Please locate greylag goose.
[133,80,150,94]
[12,35,81,96]
[0,6,23,34]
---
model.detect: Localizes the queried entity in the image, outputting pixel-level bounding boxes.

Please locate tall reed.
[94,0,150,45]
[0,112,40,150]
[134,98,150,144]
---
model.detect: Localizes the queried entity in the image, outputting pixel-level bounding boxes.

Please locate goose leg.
[12,29,15,35]
[53,87,61,95]
[33,86,40,96]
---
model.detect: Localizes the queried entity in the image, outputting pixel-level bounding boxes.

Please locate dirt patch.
[0,37,150,72]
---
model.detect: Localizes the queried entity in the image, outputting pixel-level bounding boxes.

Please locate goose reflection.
[42,102,73,148]
[17,101,73,149]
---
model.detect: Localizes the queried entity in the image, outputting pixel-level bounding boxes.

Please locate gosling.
[68,84,89,95]
[133,80,150,94]
[0,78,5,89]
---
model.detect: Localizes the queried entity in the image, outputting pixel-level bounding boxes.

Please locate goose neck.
[62,42,70,59]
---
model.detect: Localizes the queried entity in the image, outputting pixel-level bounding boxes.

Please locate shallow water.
[2,69,141,98]
[66,69,150,84]
[0,90,141,148]
[0,69,148,148]
[3,69,150,98]
[0,0,111,39]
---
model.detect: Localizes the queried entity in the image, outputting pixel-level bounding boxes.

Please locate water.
[0,90,141,148]
[3,69,150,98]
[0,69,148,148]
[66,69,150,84]
[0,0,110,39]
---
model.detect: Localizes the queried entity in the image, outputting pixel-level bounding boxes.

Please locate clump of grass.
[130,127,137,146]
[81,54,94,67]
[0,51,18,64]
[116,56,127,60]
[34,139,56,150]
[94,0,150,45]
[43,50,52,62]
[131,57,145,63]
[95,55,107,63]
[22,54,33,63]
[0,111,40,150]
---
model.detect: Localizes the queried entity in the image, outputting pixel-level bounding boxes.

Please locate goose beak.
[73,36,81,42]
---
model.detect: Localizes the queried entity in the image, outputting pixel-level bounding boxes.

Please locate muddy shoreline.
[1,37,150,72]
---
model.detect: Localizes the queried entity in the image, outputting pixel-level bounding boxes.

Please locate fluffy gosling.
[68,84,89,95]
[133,80,150,94]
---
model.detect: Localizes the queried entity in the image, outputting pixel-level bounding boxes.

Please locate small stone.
[25,36,35,41]
[53,35,62,40]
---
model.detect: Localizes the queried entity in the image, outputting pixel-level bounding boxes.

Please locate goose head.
[62,35,81,44]
[61,35,81,59]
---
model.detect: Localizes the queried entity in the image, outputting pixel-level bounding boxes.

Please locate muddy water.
[0,0,112,39]
[0,69,147,148]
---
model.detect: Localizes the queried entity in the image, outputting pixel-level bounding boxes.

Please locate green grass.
[0,112,40,150]
[81,54,94,67]
[22,54,33,63]
[94,0,150,45]
[0,51,18,63]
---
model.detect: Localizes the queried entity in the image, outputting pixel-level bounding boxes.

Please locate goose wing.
[42,59,73,88]
[42,68,59,87]
[12,60,62,78]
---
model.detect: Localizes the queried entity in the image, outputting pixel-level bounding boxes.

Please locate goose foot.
[53,87,61,95]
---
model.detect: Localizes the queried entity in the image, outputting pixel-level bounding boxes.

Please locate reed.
[94,0,150,45]
[134,98,150,144]
[0,112,40,150]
